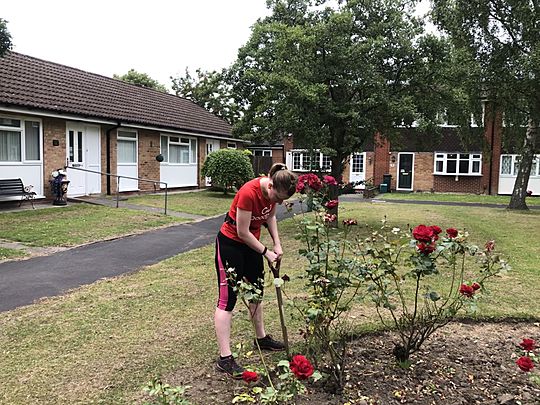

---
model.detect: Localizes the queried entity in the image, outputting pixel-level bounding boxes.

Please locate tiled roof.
[0,52,233,137]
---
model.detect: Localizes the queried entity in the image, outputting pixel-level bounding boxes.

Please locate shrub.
[202,149,254,193]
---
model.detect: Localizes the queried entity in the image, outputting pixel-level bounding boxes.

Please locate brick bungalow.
[255,111,539,195]
[0,52,243,201]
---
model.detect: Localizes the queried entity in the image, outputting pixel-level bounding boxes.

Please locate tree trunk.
[507,118,538,210]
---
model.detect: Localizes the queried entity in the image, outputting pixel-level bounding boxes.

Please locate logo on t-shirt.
[252,205,272,221]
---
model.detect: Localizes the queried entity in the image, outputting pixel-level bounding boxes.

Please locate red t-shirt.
[220,177,274,243]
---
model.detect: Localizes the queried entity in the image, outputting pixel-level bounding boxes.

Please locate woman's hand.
[264,249,279,263]
[273,244,283,261]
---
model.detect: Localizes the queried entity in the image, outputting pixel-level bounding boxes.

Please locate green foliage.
[0,18,12,56]
[201,149,254,193]
[431,0,540,209]
[113,69,169,93]
[171,68,240,125]
[229,0,461,182]
[359,221,510,363]
[143,378,191,405]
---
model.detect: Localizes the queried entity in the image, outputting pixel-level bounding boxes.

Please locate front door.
[397,153,414,190]
[205,139,220,186]
[66,123,101,197]
[349,153,366,189]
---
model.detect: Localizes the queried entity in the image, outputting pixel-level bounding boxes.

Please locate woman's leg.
[249,302,266,339]
[215,307,233,357]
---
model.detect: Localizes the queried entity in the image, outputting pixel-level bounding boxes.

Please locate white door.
[66,123,101,197]
[205,139,220,186]
[350,153,366,189]
[116,130,138,191]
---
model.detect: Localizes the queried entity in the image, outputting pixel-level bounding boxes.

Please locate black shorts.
[215,231,264,311]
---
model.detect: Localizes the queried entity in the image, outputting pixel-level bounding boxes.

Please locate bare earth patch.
[164,321,540,405]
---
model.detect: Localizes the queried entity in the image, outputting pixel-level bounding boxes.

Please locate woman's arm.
[236,207,279,262]
[265,206,282,259]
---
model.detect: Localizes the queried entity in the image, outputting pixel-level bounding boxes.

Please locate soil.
[169,320,540,405]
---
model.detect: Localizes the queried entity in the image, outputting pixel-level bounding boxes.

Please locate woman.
[214,163,297,378]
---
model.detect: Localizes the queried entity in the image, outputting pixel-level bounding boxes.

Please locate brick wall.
[412,153,434,192]
[43,117,68,197]
[137,129,162,191]
[433,175,484,193]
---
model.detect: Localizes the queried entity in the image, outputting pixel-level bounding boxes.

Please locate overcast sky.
[3,1,432,91]
[3,0,271,90]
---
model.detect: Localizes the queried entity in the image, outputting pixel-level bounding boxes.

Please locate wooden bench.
[0,178,36,208]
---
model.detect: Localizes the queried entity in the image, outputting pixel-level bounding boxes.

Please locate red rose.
[446,228,458,238]
[296,181,306,193]
[516,356,535,372]
[431,225,442,235]
[459,284,475,298]
[323,175,337,186]
[520,338,537,352]
[290,354,314,380]
[485,240,495,252]
[242,370,259,383]
[416,242,436,255]
[471,282,481,291]
[412,225,434,243]
[325,199,339,209]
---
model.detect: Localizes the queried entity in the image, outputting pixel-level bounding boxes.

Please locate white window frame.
[160,135,197,165]
[227,142,237,149]
[291,150,332,172]
[253,149,272,157]
[0,115,43,164]
[117,129,138,165]
[500,154,540,177]
[433,152,482,176]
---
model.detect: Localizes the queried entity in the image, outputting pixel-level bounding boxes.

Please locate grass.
[0,204,185,247]
[0,202,539,403]
[0,247,26,260]
[376,191,540,206]
[125,190,236,217]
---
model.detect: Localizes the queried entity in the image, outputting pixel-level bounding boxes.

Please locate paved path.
[0,204,297,312]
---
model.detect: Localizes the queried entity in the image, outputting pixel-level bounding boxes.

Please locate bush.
[201,149,254,193]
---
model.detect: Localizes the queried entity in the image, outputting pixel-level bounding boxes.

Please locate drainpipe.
[488,112,495,196]
[106,123,121,195]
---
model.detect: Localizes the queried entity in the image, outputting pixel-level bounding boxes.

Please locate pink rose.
[325,199,339,209]
[323,175,337,186]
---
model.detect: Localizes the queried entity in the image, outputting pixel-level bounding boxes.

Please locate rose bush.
[515,337,539,385]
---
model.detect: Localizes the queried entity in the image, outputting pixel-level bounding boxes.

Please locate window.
[253,149,272,157]
[291,150,332,172]
[227,142,237,149]
[117,130,137,164]
[0,116,41,162]
[500,154,540,177]
[351,154,364,173]
[434,152,482,175]
[160,135,197,164]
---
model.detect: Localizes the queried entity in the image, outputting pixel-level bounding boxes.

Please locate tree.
[171,68,240,125]
[0,18,13,57]
[113,69,169,93]
[432,0,540,210]
[228,0,462,204]
[201,148,254,193]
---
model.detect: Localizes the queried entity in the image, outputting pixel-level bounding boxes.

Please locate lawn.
[0,202,539,404]
[0,204,185,247]
[125,190,236,217]
[376,191,540,206]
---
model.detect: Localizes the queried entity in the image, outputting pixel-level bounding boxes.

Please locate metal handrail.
[65,165,169,215]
